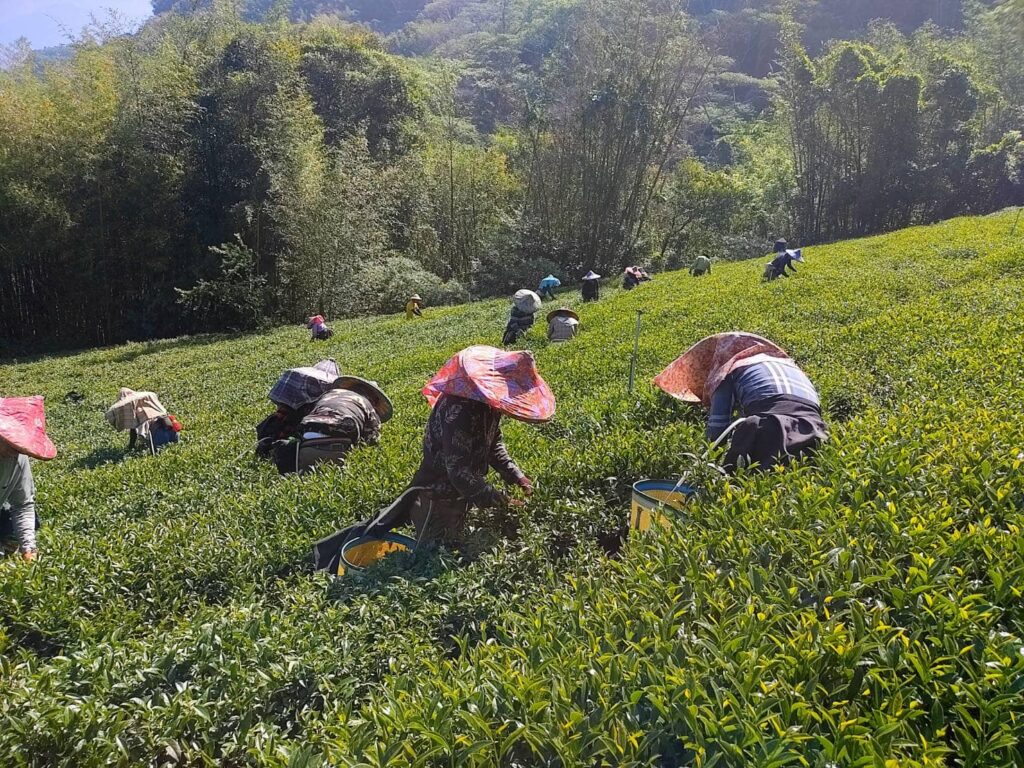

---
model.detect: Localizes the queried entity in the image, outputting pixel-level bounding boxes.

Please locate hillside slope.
[1,210,1023,766]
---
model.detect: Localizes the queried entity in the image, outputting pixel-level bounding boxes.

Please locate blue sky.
[1,0,153,49]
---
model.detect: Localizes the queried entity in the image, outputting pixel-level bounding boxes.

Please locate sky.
[0,0,153,49]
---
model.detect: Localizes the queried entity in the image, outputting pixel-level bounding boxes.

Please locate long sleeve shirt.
[769,252,798,275]
[410,395,525,508]
[707,359,820,440]
[0,455,37,553]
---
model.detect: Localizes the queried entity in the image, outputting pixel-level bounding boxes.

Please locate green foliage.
[177,235,269,330]
[1,210,1023,764]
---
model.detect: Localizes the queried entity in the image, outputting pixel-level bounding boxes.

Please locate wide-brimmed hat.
[582,270,601,280]
[408,294,422,303]
[422,345,555,423]
[105,388,168,432]
[0,396,57,460]
[546,308,579,323]
[653,332,790,406]
[335,376,393,422]
[513,289,543,314]
[774,239,788,252]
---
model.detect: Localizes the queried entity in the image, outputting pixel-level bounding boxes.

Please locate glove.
[516,476,534,496]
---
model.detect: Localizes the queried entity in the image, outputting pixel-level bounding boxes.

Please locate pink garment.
[0,396,57,460]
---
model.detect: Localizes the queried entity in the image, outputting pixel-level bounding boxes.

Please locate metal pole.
[627,310,643,394]
[1011,208,1022,237]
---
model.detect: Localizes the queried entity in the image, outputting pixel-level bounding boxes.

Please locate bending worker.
[0,396,57,562]
[538,274,560,301]
[581,271,601,302]
[502,289,542,346]
[274,376,392,475]
[314,346,554,571]
[764,239,803,281]
[654,332,827,472]
[307,315,333,340]
[405,294,423,319]
[547,308,580,342]
[691,255,712,277]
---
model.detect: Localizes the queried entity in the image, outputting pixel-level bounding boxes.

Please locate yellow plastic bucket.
[630,480,695,532]
[338,533,417,576]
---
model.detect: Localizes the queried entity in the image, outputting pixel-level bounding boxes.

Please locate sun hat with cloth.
[582,270,601,281]
[269,359,341,410]
[653,332,790,407]
[408,294,422,303]
[0,396,57,460]
[546,307,579,323]
[334,376,393,422]
[422,345,555,423]
[105,388,169,432]
[513,289,543,315]
[787,249,804,263]
[539,274,561,290]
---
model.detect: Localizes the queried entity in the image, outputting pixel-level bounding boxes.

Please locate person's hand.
[517,476,534,496]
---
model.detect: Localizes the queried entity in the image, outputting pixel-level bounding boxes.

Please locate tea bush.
[1,210,1022,766]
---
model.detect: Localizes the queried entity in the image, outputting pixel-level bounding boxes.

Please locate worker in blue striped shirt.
[655,332,828,472]
[706,356,820,440]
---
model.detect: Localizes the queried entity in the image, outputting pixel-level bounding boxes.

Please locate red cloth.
[653,332,790,406]
[422,345,556,423]
[0,396,57,460]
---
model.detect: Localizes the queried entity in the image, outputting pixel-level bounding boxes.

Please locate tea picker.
[405,294,424,319]
[538,274,561,301]
[581,270,601,302]
[654,332,828,473]
[502,289,543,346]
[105,388,182,455]
[546,308,580,342]
[763,239,804,282]
[0,396,57,562]
[306,315,333,340]
[313,346,555,575]
[273,376,393,475]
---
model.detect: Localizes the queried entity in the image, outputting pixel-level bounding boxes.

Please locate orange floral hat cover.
[653,332,790,407]
[423,345,556,423]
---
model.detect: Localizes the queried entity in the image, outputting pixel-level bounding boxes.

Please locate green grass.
[2,209,1023,767]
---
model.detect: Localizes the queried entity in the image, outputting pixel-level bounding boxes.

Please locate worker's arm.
[414,306,422,316]
[489,428,526,487]
[706,381,736,441]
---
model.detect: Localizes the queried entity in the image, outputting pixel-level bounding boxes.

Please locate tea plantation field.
[2,210,1024,766]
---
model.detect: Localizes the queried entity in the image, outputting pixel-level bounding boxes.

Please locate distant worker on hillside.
[0,396,57,563]
[313,346,554,570]
[502,289,542,346]
[307,315,333,340]
[654,332,828,472]
[405,294,423,319]
[691,255,712,277]
[763,239,804,281]
[581,270,601,302]
[623,267,640,290]
[538,274,560,301]
[547,308,580,342]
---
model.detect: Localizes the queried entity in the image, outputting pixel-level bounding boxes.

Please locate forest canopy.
[0,0,1021,350]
